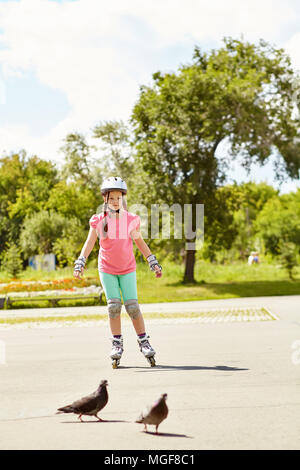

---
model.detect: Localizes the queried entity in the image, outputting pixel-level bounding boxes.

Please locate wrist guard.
[147,254,162,272]
[74,255,86,272]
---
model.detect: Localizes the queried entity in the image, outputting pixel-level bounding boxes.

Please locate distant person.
[248,251,259,265]
[248,252,254,265]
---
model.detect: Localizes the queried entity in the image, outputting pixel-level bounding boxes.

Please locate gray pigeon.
[57,380,109,422]
[136,393,168,434]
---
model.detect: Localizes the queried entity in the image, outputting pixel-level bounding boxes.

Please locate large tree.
[0,151,58,246]
[92,120,137,209]
[131,38,300,282]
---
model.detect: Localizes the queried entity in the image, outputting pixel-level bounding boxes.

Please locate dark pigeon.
[57,380,109,422]
[136,393,168,434]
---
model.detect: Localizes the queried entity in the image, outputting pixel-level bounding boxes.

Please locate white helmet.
[100,176,127,195]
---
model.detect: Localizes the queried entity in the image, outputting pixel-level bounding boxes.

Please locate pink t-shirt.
[89,210,141,275]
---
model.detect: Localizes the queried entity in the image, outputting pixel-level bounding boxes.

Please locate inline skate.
[137,334,156,367]
[110,336,124,369]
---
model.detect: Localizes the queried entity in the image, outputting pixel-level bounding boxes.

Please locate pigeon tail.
[135,417,143,423]
[56,405,75,414]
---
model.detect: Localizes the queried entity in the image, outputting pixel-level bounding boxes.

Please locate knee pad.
[124,299,141,319]
[107,298,122,319]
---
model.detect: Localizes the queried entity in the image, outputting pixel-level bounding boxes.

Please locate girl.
[73,176,162,368]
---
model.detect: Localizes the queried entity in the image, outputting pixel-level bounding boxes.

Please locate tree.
[220,182,279,260]
[46,181,98,225]
[0,151,58,246]
[255,189,300,255]
[60,132,100,187]
[279,241,298,280]
[131,38,300,282]
[0,242,23,278]
[20,210,68,257]
[52,217,89,267]
[92,120,136,206]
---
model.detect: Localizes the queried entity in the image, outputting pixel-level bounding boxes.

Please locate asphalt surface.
[0,295,299,450]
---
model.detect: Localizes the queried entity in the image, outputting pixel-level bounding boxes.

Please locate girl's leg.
[99,271,122,335]
[131,312,146,336]
[119,271,145,334]
[120,271,156,365]
[110,315,121,336]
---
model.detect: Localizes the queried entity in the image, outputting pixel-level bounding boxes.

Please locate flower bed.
[0,277,99,294]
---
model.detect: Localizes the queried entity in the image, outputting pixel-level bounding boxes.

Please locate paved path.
[1,294,299,318]
[0,296,299,450]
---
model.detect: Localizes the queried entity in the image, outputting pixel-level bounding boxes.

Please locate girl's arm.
[74,227,98,279]
[132,229,151,258]
[80,227,98,258]
[132,229,162,277]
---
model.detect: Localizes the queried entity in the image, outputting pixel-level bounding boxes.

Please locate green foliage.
[92,120,136,201]
[131,38,300,280]
[52,217,90,267]
[0,242,23,278]
[20,210,68,256]
[219,182,278,260]
[279,241,298,280]
[1,39,299,276]
[255,190,300,254]
[0,151,58,246]
[60,133,92,183]
[60,132,102,191]
[46,181,98,224]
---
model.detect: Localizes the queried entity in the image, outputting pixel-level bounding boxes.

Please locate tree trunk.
[183,246,196,283]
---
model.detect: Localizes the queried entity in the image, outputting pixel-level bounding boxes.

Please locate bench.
[0,290,104,309]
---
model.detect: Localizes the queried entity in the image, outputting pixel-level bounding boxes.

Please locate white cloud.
[126,0,298,46]
[0,0,299,164]
[285,32,300,71]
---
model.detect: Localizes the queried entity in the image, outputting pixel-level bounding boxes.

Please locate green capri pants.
[99,271,138,302]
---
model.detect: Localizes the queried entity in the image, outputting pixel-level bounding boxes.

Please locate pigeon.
[136,393,168,434]
[57,380,109,422]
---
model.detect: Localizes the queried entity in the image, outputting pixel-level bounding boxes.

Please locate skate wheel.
[148,357,156,367]
[112,359,119,369]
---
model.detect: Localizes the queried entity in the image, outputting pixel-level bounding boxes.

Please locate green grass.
[0,261,299,308]
[135,261,300,303]
[0,267,75,282]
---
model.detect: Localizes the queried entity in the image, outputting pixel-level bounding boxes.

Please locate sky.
[0,0,299,193]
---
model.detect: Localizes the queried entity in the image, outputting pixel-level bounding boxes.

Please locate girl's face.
[104,191,123,211]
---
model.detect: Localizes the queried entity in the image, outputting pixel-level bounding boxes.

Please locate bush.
[20,210,67,256]
[279,241,298,280]
[52,217,89,267]
[0,242,23,278]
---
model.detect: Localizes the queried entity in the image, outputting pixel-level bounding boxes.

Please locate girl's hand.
[74,255,86,279]
[73,267,84,279]
[146,254,162,278]
[154,265,162,278]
